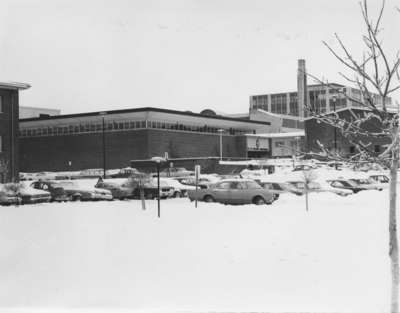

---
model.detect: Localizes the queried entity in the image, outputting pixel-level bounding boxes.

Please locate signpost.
[194,165,201,208]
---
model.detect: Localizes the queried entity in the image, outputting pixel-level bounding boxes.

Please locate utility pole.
[99,112,107,179]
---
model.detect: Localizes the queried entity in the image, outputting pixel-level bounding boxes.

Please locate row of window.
[19,120,251,138]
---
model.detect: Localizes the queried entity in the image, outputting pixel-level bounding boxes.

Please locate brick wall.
[0,89,19,182]
[305,109,391,155]
[19,129,248,172]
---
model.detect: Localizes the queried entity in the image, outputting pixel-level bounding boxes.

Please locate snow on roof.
[245,131,305,138]
[0,81,30,90]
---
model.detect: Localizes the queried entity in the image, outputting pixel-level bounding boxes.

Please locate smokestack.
[297,59,307,118]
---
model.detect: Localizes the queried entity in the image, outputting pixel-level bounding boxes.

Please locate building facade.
[305,108,391,156]
[0,82,30,182]
[19,107,273,172]
[250,83,393,118]
[249,59,393,120]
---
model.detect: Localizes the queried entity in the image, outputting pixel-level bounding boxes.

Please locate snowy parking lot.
[0,188,393,313]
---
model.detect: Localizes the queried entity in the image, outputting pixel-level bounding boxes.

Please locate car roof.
[218,178,256,183]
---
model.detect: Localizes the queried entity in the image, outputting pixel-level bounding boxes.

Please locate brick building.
[305,108,391,156]
[0,82,30,182]
[19,107,277,172]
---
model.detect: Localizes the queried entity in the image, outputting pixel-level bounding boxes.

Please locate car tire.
[253,196,266,205]
[203,195,215,203]
[72,195,82,202]
[173,191,182,198]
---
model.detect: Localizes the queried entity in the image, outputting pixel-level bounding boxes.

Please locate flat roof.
[20,106,271,126]
[250,82,346,97]
[245,131,305,138]
[0,82,31,90]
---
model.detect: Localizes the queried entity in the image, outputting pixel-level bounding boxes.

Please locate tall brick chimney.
[297,59,307,118]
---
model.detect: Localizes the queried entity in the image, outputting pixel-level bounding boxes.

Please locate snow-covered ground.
[0,189,394,313]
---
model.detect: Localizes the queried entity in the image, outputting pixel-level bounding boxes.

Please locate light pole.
[99,112,107,179]
[151,156,166,218]
[218,129,224,160]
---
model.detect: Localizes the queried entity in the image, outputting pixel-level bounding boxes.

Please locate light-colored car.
[348,178,383,191]
[95,180,135,199]
[286,180,353,197]
[327,179,366,193]
[31,180,113,201]
[258,181,303,199]
[19,185,52,204]
[160,178,196,197]
[178,175,221,189]
[369,174,389,184]
[188,179,275,205]
[158,167,194,178]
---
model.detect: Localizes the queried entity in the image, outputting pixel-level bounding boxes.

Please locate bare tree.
[306,1,400,311]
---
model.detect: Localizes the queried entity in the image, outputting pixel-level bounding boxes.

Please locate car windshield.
[354,179,370,184]
[344,180,358,187]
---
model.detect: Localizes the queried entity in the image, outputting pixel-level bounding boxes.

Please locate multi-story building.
[249,60,394,119]
[0,82,30,183]
[250,83,394,117]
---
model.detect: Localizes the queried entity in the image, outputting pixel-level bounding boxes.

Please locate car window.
[262,183,272,189]
[381,176,389,183]
[331,181,343,187]
[246,181,261,189]
[236,182,248,189]
[215,182,231,189]
[272,183,283,190]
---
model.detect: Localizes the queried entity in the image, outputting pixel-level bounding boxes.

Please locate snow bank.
[0,189,393,312]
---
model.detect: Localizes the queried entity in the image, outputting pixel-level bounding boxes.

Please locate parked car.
[178,175,220,189]
[19,185,52,204]
[286,180,353,197]
[292,164,317,172]
[0,185,22,206]
[258,181,303,199]
[109,167,142,178]
[95,179,134,199]
[160,178,195,197]
[369,174,390,184]
[348,178,383,191]
[188,179,275,205]
[158,167,194,178]
[31,180,113,201]
[327,179,366,193]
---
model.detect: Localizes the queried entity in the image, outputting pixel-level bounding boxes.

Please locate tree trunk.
[389,152,399,313]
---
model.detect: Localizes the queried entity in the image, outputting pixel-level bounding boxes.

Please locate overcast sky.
[1,0,399,114]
